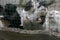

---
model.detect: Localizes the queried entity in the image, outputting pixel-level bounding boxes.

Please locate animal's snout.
[36,18,42,24]
[49,14,55,19]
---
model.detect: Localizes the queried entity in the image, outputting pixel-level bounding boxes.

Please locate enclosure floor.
[0,27,60,40]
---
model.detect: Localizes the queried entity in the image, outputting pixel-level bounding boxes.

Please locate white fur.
[20,6,47,26]
[0,15,4,27]
[20,0,48,27]
[44,10,60,32]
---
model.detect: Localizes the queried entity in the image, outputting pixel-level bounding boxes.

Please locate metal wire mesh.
[0,0,60,40]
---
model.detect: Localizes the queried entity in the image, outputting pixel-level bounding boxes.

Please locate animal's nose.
[49,17,53,19]
[49,15,54,19]
[49,14,54,18]
[50,14,53,15]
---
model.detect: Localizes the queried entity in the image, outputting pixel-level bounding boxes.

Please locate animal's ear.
[13,5,17,9]
[0,5,3,9]
[5,4,17,10]
[5,4,11,10]
[5,4,11,8]
[0,5,3,11]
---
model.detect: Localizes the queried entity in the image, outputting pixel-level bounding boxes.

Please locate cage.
[0,0,60,40]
